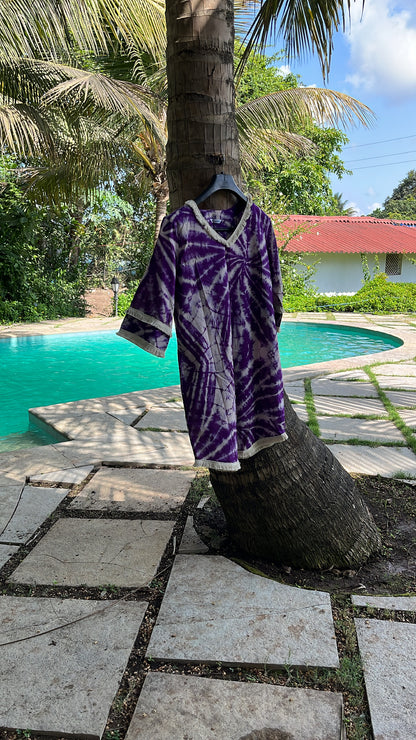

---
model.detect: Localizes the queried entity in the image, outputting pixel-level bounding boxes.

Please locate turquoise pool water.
[0,323,402,451]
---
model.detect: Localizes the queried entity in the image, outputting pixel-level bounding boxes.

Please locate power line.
[352,158,416,171]
[344,134,416,150]
[345,149,416,164]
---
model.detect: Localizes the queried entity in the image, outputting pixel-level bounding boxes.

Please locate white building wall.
[299,253,416,294]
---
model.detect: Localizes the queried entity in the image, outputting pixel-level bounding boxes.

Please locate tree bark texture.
[210,393,381,569]
[164,0,382,569]
[153,180,170,238]
[165,0,241,209]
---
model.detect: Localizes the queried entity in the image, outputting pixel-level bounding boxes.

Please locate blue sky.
[270,0,416,215]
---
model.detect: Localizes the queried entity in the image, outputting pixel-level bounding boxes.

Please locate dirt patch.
[85,288,114,317]
[194,474,416,595]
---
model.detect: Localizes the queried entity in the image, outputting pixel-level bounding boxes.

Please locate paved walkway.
[1,313,416,739]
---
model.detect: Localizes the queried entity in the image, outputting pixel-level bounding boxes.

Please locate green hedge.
[284,274,416,314]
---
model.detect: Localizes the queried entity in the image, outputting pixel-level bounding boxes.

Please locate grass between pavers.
[364,366,416,456]
[321,438,407,447]
[303,378,320,436]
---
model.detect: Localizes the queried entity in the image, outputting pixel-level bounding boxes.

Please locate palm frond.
[240,0,361,78]
[0,0,166,61]
[236,86,374,133]
[239,126,314,171]
[20,135,132,204]
[41,70,167,145]
[0,58,73,103]
[0,101,55,155]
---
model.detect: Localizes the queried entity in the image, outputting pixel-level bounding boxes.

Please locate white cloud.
[344,0,416,100]
[278,65,292,76]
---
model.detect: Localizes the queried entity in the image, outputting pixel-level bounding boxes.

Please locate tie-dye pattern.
[117,196,287,470]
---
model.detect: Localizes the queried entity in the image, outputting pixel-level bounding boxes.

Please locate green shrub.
[116,290,135,316]
[352,274,416,313]
[283,274,416,314]
[283,293,317,312]
[320,275,416,314]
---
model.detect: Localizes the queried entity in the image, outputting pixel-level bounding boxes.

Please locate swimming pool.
[0,323,402,451]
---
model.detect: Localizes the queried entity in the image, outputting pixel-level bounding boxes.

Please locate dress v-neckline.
[186,196,253,246]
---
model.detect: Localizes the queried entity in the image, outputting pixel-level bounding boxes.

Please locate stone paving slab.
[0,545,19,568]
[376,375,416,390]
[328,444,416,477]
[40,412,132,440]
[9,518,175,587]
[125,673,345,740]
[29,465,94,486]
[0,472,25,487]
[146,555,339,669]
[292,402,309,421]
[108,409,144,426]
[318,417,405,443]
[0,595,147,739]
[178,517,209,554]
[0,486,69,545]
[352,594,416,612]
[398,409,416,428]
[355,618,416,740]
[29,387,181,420]
[384,389,416,407]
[373,363,416,376]
[135,406,188,432]
[284,382,305,403]
[105,431,194,466]
[313,395,387,416]
[37,431,194,468]
[311,379,378,397]
[69,467,194,513]
[325,370,369,381]
[0,445,83,477]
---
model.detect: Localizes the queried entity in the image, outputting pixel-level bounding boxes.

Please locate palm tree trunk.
[165,0,241,208]
[211,395,381,568]
[165,0,381,568]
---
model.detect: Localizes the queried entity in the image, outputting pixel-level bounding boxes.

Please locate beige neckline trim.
[185,195,253,246]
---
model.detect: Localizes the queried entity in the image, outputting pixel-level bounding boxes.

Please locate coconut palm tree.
[333,192,357,216]
[0,0,381,567]
[164,0,381,568]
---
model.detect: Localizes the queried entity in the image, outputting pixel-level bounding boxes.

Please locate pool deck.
[1,312,416,739]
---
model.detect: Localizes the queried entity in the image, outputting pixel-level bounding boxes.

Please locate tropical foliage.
[371,170,416,221]
[235,48,363,215]
[283,274,416,314]
[0,0,373,322]
[0,157,156,322]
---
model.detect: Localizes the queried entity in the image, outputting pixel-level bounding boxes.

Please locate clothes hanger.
[194,172,248,206]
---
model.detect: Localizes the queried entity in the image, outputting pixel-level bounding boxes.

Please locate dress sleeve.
[116,216,177,358]
[265,216,284,331]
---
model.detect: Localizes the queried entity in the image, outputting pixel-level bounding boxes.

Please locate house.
[273,215,416,294]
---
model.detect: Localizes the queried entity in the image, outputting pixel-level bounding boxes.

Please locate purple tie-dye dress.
[117,196,287,470]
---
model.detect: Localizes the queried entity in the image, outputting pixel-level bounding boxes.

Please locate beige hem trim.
[194,458,241,472]
[127,307,172,337]
[238,433,288,459]
[116,329,165,358]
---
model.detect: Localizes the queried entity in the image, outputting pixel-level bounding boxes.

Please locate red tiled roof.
[273,215,416,254]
